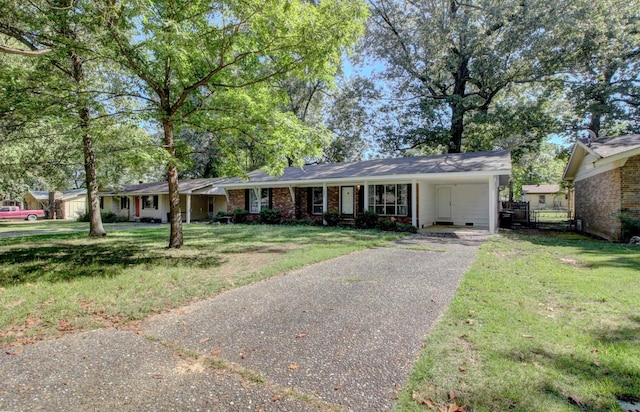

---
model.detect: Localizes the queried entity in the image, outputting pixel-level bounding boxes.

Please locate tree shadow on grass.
[501,315,640,410]
[511,231,640,272]
[0,241,224,286]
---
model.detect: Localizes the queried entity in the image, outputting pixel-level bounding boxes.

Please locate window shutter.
[141,196,145,210]
[307,188,313,214]
[268,188,273,210]
[407,184,412,217]
[244,189,250,211]
[153,195,159,209]
[357,186,364,214]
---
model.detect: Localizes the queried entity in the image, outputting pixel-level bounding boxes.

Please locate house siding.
[575,168,622,241]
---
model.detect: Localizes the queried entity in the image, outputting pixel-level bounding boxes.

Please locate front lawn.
[0,224,401,346]
[399,231,640,411]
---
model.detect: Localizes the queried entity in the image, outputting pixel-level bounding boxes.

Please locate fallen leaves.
[412,393,468,412]
[287,363,299,370]
[295,333,307,339]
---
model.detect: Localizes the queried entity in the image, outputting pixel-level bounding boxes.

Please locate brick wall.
[227,189,245,212]
[271,187,295,219]
[575,168,622,241]
[621,155,640,220]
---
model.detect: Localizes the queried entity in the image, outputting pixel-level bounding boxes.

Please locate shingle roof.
[522,184,561,194]
[29,189,87,201]
[222,150,511,184]
[586,134,640,158]
[104,178,225,195]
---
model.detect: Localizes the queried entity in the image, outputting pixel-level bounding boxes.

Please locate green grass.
[398,231,640,411]
[0,219,144,234]
[0,224,401,346]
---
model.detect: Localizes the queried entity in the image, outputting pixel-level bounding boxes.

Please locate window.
[538,195,546,204]
[120,197,130,210]
[312,187,323,214]
[0,207,9,212]
[99,197,104,210]
[368,184,408,216]
[142,195,158,210]
[249,189,269,213]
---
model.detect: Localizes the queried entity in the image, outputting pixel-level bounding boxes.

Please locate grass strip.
[397,231,640,411]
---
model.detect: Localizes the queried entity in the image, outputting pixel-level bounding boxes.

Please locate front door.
[135,196,141,218]
[341,186,354,216]
[437,186,452,220]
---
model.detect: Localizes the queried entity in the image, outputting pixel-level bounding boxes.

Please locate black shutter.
[268,188,273,210]
[357,186,364,214]
[407,184,412,217]
[141,196,145,210]
[244,189,250,211]
[307,188,313,214]
[153,195,159,209]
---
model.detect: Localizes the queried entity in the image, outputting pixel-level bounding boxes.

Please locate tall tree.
[560,0,640,137]
[97,0,368,248]
[0,0,110,235]
[365,0,559,153]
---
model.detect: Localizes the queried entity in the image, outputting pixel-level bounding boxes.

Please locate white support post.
[322,183,328,225]
[186,193,191,224]
[489,176,496,234]
[288,186,295,203]
[363,181,368,213]
[223,189,230,203]
[411,179,417,227]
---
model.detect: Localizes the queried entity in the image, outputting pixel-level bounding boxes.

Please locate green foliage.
[395,223,418,233]
[281,219,320,226]
[377,219,397,232]
[618,210,640,242]
[77,211,125,223]
[355,211,379,229]
[322,210,341,227]
[231,207,249,224]
[258,208,283,225]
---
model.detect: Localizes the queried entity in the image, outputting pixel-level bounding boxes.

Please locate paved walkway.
[0,234,486,411]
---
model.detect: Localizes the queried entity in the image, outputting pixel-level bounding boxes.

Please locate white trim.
[489,176,496,234]
[363,181,369,212]
[288,186,295,203]
[573,158,628,183]
[411,179,417,227]
[185,194,191,224]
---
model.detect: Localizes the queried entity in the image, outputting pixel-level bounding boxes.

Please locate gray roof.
[223,150,511,185]
[29,189,86,201]
[104,178,225,196]
[585,134,640,158]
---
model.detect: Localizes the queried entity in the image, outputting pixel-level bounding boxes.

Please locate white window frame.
[249,188,269,214]
[312,187,323,215]
[368,184,408,216]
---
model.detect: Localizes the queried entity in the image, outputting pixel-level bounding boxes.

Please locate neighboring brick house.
[222,150,512,234]
[521,184,567,210]
[563,134,640,241]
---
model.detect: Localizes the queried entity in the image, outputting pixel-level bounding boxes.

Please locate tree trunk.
[447,58,469,154]
[587,114,601,138]
[164,120,183,248]
[71,49,106,237]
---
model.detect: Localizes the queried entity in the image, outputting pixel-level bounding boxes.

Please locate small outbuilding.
[521,184,567,210]
[24,189,87,220]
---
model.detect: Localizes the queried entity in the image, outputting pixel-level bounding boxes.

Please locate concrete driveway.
[0,233,485,411]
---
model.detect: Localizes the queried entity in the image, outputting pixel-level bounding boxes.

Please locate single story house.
[24,189,87,219]
[521,184,567,210]
[562,134,640,241]
[220,150,512,233]
[100,179,227,223]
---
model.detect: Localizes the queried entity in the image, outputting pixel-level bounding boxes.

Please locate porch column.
[411,179,417,227]
[322,183,328,225]
[186,193,191,224]
[363,181,368,212]
[489,176,496,234]
[129,196,134,221]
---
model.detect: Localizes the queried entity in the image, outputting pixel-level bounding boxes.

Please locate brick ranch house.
[562,134,640,241]
[220,150,511,234]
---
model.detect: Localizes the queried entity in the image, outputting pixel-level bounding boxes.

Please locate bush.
[355,211,379,229]
[259,208,283,225]
[322,210,341,227]
[210,211,233,224]
[377,219,397,231]
[618,210,640,242]
[232,207,249,224]
[77,211,125,223]
[396,223,418,233]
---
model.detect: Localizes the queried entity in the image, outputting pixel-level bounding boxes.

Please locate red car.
[0,206,45,221]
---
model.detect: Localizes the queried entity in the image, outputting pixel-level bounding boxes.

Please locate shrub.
[322,210,341,227]
[259,208,283,225]
[618,210,640,242]
[396,223,418,233]
[232,207,249,224]
[77,211,124,223]
[282,219,319,226]
[377,219,397,231]
[355,211,379,229]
